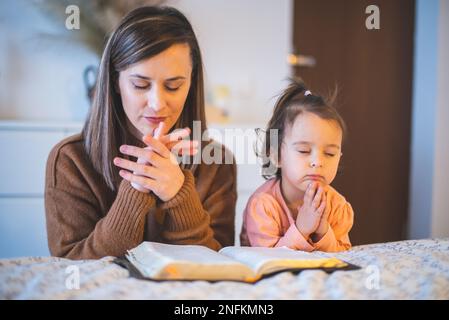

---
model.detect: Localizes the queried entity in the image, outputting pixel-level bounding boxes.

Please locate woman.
[45,6,236,259]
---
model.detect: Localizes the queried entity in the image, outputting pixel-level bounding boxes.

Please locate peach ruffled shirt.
[240,178,354,252]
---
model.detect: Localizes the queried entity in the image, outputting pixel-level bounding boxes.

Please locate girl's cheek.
[299,180,310,192]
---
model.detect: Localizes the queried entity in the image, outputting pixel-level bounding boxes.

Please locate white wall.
[0,0,99,121]
[409,0,449,239]
[432,0,449,238]
[0,0,292,125]
[168,0,293,124]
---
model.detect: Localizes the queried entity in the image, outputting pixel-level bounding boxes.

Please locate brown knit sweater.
[45,133,237,260]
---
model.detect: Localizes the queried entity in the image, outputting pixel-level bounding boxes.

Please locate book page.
[219,246,347,276]
[126,242,257,281]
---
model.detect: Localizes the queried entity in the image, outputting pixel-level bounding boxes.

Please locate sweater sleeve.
[311,188,354,252]
[159,160,237,251]
[45,147,157,260]
[243,194,314,251]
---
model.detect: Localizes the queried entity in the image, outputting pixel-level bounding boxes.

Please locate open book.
[124,242,356,283]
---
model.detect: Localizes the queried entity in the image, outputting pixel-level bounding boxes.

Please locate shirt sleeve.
[243,194,314,252]
[311,188,354,252]
[160,146,237,251]
[45,148,157,260]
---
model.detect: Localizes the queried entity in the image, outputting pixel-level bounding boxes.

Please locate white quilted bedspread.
[1,238,448,299]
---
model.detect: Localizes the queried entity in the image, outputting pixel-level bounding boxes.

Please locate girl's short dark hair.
[257,78,347,180]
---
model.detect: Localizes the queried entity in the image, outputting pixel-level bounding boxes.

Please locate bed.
[1,238,448,299]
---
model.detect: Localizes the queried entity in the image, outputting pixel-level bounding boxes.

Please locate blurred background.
[0,0,448,258]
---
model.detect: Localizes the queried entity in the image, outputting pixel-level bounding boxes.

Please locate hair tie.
[304,90,312,96]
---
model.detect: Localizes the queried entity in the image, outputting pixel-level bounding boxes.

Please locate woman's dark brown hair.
[82,6,207,191]
[258,79,347,179]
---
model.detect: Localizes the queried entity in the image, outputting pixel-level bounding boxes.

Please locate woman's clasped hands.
[113,122,199,201]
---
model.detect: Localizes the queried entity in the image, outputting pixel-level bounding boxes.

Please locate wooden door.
[292,0,415,245]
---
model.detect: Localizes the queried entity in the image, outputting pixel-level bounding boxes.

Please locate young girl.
[240,81,354,252]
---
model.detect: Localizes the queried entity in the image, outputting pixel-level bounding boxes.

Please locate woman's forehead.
[123,43,192,79]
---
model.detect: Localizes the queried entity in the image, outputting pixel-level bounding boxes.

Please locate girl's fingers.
[304,182,317,206]
[119,145,164,167]
[317,196,326,215]
[119,170,157,191]
[312,186,324,208]
[113,157,159,179]
[321,195,331,220]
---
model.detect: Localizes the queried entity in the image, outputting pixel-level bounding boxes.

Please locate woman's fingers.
[119,145,164,167]
[119,169,157,191]
[147,125,198,156]
[142,134,171,158]
[170,140,199,156]
[113,157,159,179]
[131,182,149,193]
[153,122,168,139]
[165,138,198,150]
[159,127,191,145]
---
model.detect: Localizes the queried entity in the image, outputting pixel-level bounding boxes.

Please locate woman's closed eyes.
[131,81,182,92]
